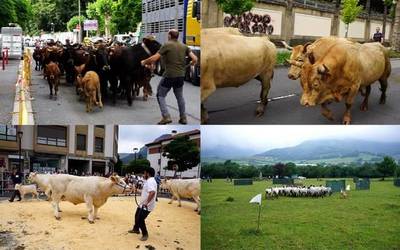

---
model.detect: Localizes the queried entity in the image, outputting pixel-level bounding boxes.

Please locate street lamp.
[17,130,23,172]
[133,147,139,163]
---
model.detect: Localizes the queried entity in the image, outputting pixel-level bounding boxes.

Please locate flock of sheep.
[265,185,333,199]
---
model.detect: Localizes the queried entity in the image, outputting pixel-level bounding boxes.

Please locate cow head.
[287,42,312,80]
[142,36,162,55]
[75,64,86,93]
[28,172,37,182]
[299,62,335,106]
[110,175,131,194]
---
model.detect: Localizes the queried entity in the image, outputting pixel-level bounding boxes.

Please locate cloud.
[118,125,200,153]
[201,125,400,152]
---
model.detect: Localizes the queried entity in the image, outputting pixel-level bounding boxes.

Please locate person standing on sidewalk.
[9,169,22,202]
[128,167,158,241]
[141,29,198,125]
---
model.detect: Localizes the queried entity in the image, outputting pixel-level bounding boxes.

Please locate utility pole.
[78,0,82,43]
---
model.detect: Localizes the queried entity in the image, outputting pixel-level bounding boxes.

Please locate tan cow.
[301,42,391,124]
[48,174,130,223]
[80,71,103,112]
[201,27,276,123]
[285,37,352,80]
[161,179,201,214]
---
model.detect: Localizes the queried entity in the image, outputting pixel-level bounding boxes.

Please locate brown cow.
[201,27,276,123]
[81,71,103,112]
[45,62,61,99]
[300,42,391,124]
[285,37,352,80]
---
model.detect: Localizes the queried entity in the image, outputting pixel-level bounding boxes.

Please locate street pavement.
[204,59,400,124]
[0,59,20,124]
[29,65,200,124]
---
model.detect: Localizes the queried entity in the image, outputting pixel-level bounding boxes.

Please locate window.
[95,125,105,129]
[95,137,104,153]
[0,125,17,141]
[76,134,86,151]
[37,126,67,147]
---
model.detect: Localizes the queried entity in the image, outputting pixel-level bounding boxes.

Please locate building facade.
[146,129,200,178]
[0,125,118,176]
[202,0,393,43]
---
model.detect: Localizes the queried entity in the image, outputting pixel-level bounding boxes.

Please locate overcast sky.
[118,125,200,153]
[202,125,400,152]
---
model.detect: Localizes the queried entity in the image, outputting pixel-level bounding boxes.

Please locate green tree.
[163,135,200,176]
[67,15,86,32]
[93,0,115,38]
[376,156,398,180]
[272,162,286,178]
[216,0,254,16]
[112,0,142,34]
[125,158,151,174]
[341,0,363,38]
[0,0,32,31]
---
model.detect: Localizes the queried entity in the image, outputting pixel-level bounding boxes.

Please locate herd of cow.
[13,173,200,224]
[32,37,162,112]
[201,27,391,124]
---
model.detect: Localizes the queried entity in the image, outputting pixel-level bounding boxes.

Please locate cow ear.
[110,176,117,183]
[308,52,315,64]
[303,42,312,53]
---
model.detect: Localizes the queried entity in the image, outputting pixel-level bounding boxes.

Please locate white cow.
[48,174,130,223]
[28,172,52,199]
[15,184,39,200]
[161,179,201,214]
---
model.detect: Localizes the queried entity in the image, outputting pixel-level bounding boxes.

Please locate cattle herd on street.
[201,27,392,124]
[32,37,162,112]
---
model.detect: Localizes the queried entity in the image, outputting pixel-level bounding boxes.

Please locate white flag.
[249,193,262,205]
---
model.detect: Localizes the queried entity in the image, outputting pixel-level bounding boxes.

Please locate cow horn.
[281,41,293,51]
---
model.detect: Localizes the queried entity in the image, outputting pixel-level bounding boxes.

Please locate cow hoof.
[178,205,182,207]
[379,98,386,105]
[197,211,201,215]
[342,117,351,125]
[255,105,265,117]
[81,216,87,220]
[55,216,61,220]
[360,104,368,111]
[88,220,94,224]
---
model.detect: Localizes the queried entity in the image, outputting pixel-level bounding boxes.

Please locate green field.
[202,179,400,250]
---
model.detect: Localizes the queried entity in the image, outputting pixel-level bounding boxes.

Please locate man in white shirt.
[128,167,157,241]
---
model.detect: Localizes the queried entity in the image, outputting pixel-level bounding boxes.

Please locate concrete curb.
[11,59,35,125]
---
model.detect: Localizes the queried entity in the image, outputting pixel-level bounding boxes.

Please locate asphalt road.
[30,65,200,124]
[204,59,400,124]
[0,60,20,124]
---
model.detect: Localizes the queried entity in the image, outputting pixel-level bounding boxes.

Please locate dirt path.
[0,197,199,250]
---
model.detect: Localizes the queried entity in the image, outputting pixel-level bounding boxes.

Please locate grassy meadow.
[201,179,400,250]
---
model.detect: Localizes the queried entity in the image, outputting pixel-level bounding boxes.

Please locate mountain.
[119,146,148,164]
[255,139,400,162]
[201,145,260,159]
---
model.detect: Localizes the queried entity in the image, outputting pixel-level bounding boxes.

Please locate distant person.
[9,169,22,202]
[128,167,157,241]
[155,171,161,202]
[373,27,383,43]
[141,29,198,125]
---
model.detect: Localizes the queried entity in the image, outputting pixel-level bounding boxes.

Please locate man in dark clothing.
[373,27,383,43]
[9,169,22,202]
[141,29,198,125]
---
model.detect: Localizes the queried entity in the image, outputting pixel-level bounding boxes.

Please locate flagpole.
[257,203,261,232]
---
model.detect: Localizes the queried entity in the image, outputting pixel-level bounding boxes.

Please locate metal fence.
[326,179,345,192]
[233,179,253,185]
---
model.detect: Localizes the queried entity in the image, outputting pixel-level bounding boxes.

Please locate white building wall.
[294,13,331,37]
[20,126,34,150]
[87,125,94,156]
[104,125,114,158]
[339,20,365,38]
[69,126,75,154]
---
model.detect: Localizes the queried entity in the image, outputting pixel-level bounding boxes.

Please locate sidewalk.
[0,59,20,124]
